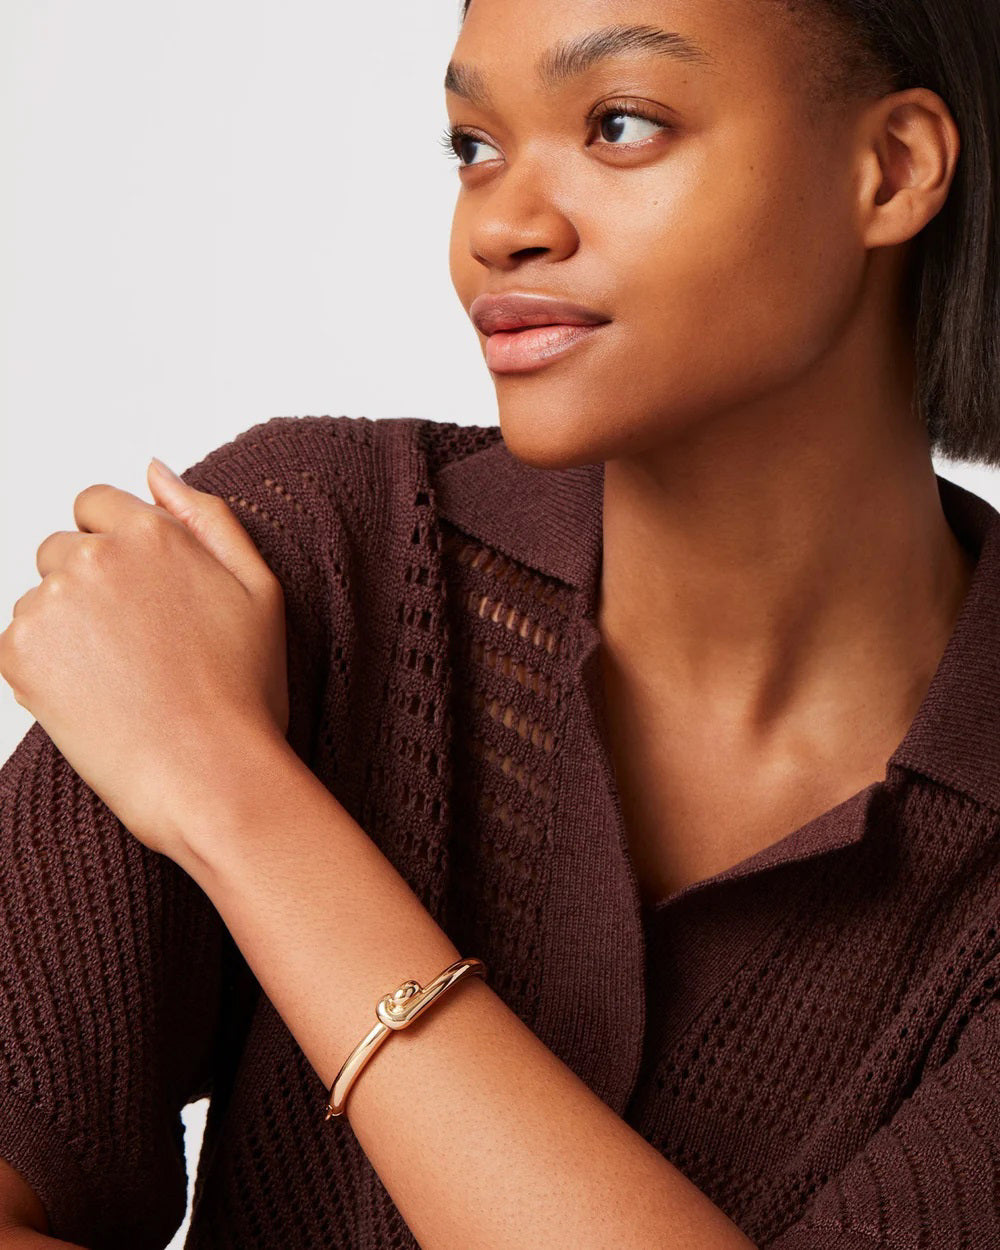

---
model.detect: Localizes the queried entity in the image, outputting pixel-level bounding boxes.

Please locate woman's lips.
[484,322,607,374]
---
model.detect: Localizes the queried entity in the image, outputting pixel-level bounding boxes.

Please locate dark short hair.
[457,0,1000,467]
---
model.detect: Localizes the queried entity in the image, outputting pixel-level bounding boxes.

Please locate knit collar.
[434,432,1000,816]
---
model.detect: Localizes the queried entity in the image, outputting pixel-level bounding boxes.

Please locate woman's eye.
[591,107,668,146]
[439,128,501,167]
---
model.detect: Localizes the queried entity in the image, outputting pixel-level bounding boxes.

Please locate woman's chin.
[495,397,650,471]
[495,412,607,471]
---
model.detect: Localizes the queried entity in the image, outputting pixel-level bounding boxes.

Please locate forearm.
[179,735,757,1250]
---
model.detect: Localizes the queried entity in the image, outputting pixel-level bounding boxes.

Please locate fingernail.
[150,456,182,483]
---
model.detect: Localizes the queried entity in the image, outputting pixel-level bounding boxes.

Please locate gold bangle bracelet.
[324,956,488,1120]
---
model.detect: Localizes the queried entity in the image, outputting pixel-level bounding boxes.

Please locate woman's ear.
[859,87,961,250]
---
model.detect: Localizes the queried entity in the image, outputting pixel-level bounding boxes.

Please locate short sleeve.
[763,988,1000,1250]
[0,416,358,1248]
[0,720,228,1248]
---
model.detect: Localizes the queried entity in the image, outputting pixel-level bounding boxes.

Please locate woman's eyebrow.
[444,23,716,110]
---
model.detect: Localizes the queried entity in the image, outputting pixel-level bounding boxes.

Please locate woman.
[0,0,998,1246]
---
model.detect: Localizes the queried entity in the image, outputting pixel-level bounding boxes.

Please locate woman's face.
[446,0,887,468]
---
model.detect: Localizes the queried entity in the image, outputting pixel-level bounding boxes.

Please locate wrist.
[172,724,313,884]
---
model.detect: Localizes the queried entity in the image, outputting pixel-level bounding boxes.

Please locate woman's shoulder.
[178,413,501,547]
[174,414,505,757]
[180,413,502,494]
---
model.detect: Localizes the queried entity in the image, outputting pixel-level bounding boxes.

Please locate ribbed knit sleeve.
[764,984,1000,1249]
[0,415,350,1248]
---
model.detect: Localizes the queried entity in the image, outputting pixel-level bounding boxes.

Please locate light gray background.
[2,3,999,1246]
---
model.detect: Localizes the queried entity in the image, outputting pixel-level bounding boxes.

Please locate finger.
[10,582,41,619]
[73,482,154,535]
[146,464,280,596]
[36,530,96,578]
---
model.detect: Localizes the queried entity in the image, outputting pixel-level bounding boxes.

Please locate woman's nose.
[466,164,579,271]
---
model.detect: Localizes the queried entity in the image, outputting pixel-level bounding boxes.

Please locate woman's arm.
[0,461,754,1248]
[177,731,757,1250]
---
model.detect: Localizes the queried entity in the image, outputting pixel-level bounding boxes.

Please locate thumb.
[146,456,273,591]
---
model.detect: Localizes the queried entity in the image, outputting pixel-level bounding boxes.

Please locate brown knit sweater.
[1,414,999,1249]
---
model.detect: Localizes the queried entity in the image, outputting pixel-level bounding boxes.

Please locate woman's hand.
[0,457,290,861]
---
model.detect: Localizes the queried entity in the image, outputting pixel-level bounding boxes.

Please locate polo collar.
[433,432,1000,814]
